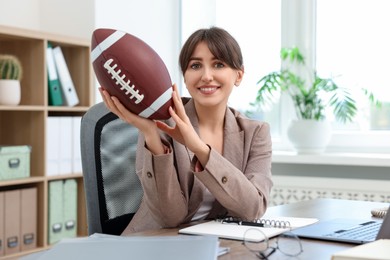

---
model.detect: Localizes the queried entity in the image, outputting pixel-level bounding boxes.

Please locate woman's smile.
[198,86,220,94]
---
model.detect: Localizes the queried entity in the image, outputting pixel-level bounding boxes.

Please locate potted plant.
[251,47,379,153]
[0,54,23,105]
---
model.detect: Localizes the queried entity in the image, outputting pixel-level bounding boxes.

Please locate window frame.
[278,0,390,153]
[180,0,390,154]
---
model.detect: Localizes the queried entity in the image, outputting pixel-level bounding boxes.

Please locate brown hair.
[179,27,244,75]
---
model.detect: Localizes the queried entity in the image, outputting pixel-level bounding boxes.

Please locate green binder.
[48,180,63,244]
[47,42,63,106]
[63,179,77,238]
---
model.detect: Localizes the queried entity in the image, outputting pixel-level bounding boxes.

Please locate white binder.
[46,117,61,176]
[72,117,82,174]
[53,46,79,107]
[59,117,73,175]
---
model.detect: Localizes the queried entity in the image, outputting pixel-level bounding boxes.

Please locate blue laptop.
[292,205,390,244]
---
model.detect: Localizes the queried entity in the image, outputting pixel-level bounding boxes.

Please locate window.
[317,0,390,152]
[180,0,390,153]
[181,0,281,136]
[215,0,281,135]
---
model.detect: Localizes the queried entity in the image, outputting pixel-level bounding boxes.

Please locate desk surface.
[132,199,388,260]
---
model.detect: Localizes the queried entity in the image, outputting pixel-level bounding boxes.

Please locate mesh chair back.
[81,102,142,235]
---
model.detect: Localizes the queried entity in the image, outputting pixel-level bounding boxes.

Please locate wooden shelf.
[0,176,45,187]
[0,25,93,258]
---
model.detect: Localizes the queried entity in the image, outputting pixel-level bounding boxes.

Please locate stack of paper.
[331,239,390,260]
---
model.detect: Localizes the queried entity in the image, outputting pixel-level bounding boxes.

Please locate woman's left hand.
[156,84,209,157]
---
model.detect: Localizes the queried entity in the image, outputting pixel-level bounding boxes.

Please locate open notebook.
[179,216,319,242]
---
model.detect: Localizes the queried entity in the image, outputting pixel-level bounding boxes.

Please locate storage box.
[0,145,32,181]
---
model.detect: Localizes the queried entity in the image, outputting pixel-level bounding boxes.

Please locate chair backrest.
[80,102,143,235]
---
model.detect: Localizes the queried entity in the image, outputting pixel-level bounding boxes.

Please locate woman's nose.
[201,67,213,82]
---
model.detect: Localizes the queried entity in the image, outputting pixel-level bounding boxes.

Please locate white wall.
[181,0,216,41]
[94,0,182,101]
[39,0,95,39]
[0,0,181,102]
[0,0,95,39]
[0,0,41,30]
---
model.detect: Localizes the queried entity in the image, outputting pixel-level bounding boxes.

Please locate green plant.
[251,47,379,123]
[0,54,23,80]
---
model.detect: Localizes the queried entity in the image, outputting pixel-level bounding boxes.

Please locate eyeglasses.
[243,228,303,260]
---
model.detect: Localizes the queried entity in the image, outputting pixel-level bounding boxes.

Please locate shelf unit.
[0,25,93,259]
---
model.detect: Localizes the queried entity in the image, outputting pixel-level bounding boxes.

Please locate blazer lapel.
[182,99,204,219]
[222,108,245,171]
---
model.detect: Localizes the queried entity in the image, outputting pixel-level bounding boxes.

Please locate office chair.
[80,102,143,235]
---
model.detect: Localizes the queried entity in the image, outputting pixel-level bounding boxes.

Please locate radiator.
[269,176,390,206]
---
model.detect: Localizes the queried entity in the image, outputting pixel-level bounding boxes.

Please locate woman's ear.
[235,69,244,86]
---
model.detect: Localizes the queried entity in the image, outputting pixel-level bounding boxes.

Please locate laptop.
[292,205,390,244]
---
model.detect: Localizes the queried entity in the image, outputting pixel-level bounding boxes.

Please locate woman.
[99,27,273,234]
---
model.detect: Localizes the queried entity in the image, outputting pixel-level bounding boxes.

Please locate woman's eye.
[215,62,225,68]
[190,63,201,69]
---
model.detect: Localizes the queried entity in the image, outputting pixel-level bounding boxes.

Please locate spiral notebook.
[179,216,319,242]
[371,207,388,218]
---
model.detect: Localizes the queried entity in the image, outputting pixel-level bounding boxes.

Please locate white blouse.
[191,188,215,221]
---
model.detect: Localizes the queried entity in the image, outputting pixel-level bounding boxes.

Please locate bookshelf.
[0,25,93,258]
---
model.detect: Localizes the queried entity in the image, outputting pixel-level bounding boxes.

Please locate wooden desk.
[132,199,388,260]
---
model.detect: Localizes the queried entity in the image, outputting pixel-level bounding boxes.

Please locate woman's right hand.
[99,87,166,154]
[99,87,156,131]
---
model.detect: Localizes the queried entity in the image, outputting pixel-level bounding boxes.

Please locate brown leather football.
[91,28,172,120]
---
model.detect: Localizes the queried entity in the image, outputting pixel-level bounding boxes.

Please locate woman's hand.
[99,87,156,131]
[156,84,210,164]
[99,87,166,155]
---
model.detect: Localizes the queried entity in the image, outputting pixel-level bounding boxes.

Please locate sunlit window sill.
[272,150,390,167]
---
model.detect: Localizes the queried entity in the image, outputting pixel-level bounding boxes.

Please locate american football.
[91,28,173,120]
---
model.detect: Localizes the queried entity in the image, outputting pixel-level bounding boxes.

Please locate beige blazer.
[122,98,273,235]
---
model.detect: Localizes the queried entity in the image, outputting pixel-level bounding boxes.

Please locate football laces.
[104,58,144,104]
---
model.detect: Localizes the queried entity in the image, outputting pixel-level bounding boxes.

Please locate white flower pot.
[287,119,332,154]
[0,79,21,105]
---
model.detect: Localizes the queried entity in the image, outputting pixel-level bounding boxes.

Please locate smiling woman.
[181,41,243,109]
[99,26,273,234]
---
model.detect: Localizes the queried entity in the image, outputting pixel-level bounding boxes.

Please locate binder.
[46,42,64,106]
[0,191,4,257]
[72,117,82,174]
[20,188,37,251]
[4,190,20,255]
[48,180,64,244]
[46,117,74,175]
[59,117,73,175]
[63,179,77,238]
[46,116,61,176]
[52,46,79,107]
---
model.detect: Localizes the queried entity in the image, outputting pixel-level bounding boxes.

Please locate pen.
[222,219,265,227]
